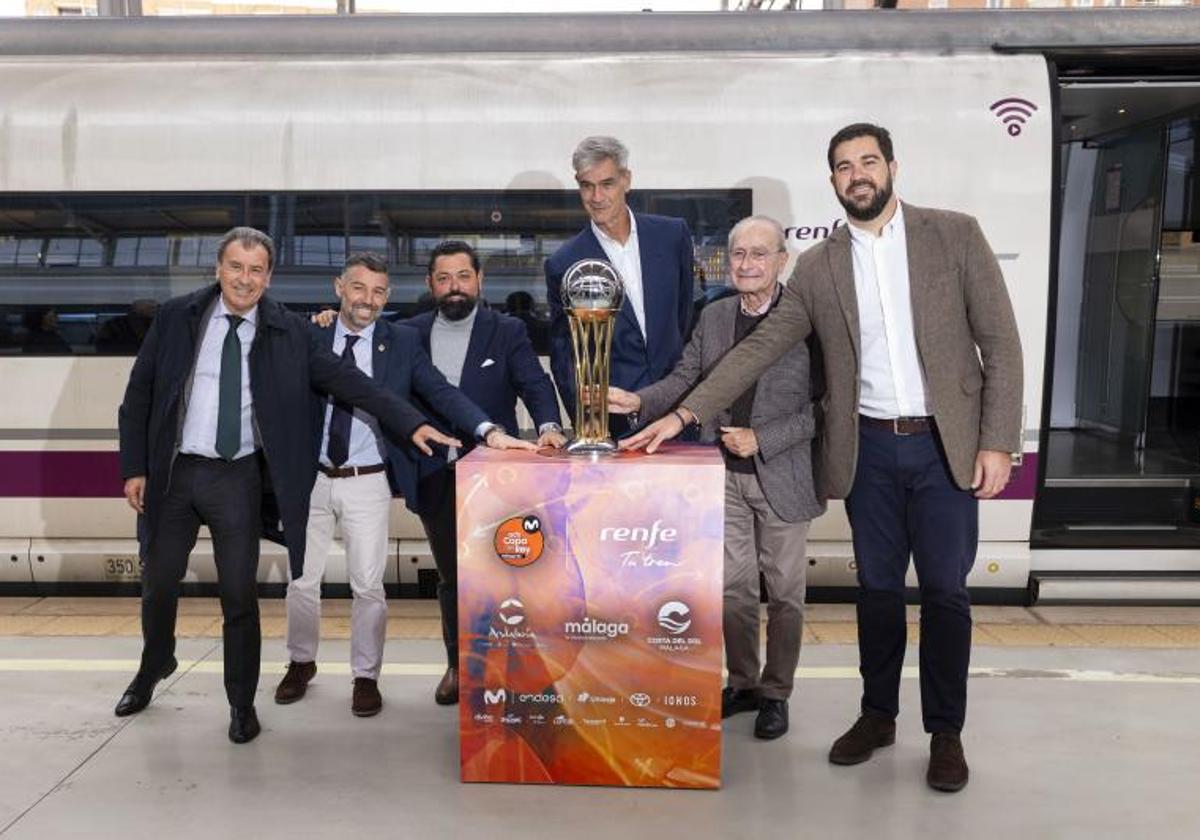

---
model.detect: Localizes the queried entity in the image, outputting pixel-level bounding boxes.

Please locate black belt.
[859,415,934,436]
[319,463,386,479]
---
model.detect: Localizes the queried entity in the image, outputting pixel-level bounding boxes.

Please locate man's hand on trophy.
[412,424,462,456]
[719,426,759,459]
[485,427,539,452]
[536,428,568,449]
[619,407,695,454]
[311,308,338,327]
[607,387,641,415]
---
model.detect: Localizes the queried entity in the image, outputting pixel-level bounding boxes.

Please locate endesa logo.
[493,515,544,567]
[600,519,682,570]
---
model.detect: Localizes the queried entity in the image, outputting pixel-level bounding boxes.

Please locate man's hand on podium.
[536,428,568,449]
[619,406,695,454]
[485,427,540,452]
[412,424,462,456]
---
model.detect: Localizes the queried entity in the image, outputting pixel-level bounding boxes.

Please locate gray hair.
[572,135,630,175]
[216,226,276,271]
[728,215,787,253]
[343,251,388,277]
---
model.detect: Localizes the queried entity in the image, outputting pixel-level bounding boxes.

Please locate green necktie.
[215,314,244,460]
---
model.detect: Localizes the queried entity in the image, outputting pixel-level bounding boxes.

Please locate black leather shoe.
[754,699,789,740]
[274,661,317,705]
[114,656,178,718]
[434,666,458,706]
[828,713,896,765]
[352,678,383,717]
[228,705,261,744]
[721,686,761,719]
[927,731,969,792]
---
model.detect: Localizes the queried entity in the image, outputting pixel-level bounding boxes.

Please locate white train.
[0,10,1197,603]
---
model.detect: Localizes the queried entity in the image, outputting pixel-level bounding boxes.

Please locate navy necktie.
[215,314,244,461]
[325,335,361,467]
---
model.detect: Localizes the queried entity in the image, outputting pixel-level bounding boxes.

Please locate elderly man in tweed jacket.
[610,215,824,742]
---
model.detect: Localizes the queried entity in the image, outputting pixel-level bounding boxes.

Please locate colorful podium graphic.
[457,444,725,788]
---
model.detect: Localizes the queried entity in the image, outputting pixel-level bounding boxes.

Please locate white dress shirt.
[319,319,386,468]
[848,202,931,419]
[180,297,258,459]
[592,208,646,340]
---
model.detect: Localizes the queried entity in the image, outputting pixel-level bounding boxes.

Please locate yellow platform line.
[0,659,1197,684]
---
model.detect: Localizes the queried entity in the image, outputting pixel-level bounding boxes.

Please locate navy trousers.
[844,422,978,733]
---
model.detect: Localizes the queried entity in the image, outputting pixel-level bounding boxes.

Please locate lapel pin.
[378,343,385,352]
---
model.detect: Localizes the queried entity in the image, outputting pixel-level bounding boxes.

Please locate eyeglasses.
[729,248,784,263]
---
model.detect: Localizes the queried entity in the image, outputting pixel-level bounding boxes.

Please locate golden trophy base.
[567,437,618,455]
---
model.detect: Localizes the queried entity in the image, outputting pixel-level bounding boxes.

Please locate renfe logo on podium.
[455,446,726,789]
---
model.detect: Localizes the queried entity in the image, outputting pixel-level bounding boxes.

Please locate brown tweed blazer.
[681,203,1023,499]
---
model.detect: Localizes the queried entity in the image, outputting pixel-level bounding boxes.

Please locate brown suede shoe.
[927,732,969,792]
[434,666,459,706]
[274,661,317,705]
[828,713,897,765]
[352,678,383,717]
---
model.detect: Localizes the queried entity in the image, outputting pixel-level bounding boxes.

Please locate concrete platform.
[2,634,1199,839]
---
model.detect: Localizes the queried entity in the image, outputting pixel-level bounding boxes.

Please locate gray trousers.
[724,470,810,701]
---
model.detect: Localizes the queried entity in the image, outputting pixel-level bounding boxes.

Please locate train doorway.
[1037,79,1200,549]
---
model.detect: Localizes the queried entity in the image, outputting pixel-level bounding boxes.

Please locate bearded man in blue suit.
[545,135,696,436]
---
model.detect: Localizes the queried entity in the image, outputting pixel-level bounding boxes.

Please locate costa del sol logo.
[493,515,544,567]
[657,601,692,635]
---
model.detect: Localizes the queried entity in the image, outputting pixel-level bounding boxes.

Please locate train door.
[1037,86,1200,550]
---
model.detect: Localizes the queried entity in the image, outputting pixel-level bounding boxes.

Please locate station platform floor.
[2,598,1199,839]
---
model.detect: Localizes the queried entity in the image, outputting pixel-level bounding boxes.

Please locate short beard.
[837,177,893,222]
[437,295,477,322]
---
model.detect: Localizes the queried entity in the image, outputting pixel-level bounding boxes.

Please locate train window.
[0,188,749,355]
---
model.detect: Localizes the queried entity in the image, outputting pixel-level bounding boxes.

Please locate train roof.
[0,10,1196,71]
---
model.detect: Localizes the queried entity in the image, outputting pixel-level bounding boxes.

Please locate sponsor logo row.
[484,597,704,653]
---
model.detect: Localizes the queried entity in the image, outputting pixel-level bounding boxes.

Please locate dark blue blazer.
[545,212,695,420]
[402,306,561,512]
[311,317,488,514]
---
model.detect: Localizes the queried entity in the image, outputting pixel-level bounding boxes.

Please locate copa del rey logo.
[600,519,681,570]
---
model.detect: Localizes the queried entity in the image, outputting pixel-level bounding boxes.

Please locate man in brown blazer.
[622,123,1023,793]
[610,215,824,742]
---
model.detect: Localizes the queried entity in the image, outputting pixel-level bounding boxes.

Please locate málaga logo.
[493,515,544,567]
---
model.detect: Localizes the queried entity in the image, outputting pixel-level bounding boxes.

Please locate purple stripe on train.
[0,450,1040,501]
[0,452,124,497]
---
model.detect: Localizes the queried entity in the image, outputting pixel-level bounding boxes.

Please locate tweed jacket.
[681,203,1023,498]
[637,294,824,523]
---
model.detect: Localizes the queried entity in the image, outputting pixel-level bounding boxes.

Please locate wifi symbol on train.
[990,97,1038,137]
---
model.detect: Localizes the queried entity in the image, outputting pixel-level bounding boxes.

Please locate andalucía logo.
[493,515,544,567]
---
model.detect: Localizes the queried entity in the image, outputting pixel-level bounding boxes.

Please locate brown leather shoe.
[274,661,317,705]
[351,678,382,717]
[927,732,969,792]
[434,666,459,706]
[828,713,897,765]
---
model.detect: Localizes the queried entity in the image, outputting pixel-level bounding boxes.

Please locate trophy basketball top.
[562,259,624,318]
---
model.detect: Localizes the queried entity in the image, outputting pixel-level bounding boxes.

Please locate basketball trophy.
[561,259,624,454]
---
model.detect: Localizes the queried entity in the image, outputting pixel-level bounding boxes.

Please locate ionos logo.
[493,515,544,567]
[657,601,691,635]
[483,688,506,705]
[662,694,699,707]
[563,616,630,641]
[601,519,682,570]
[498,598,525,626]
[647,600,703,653]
